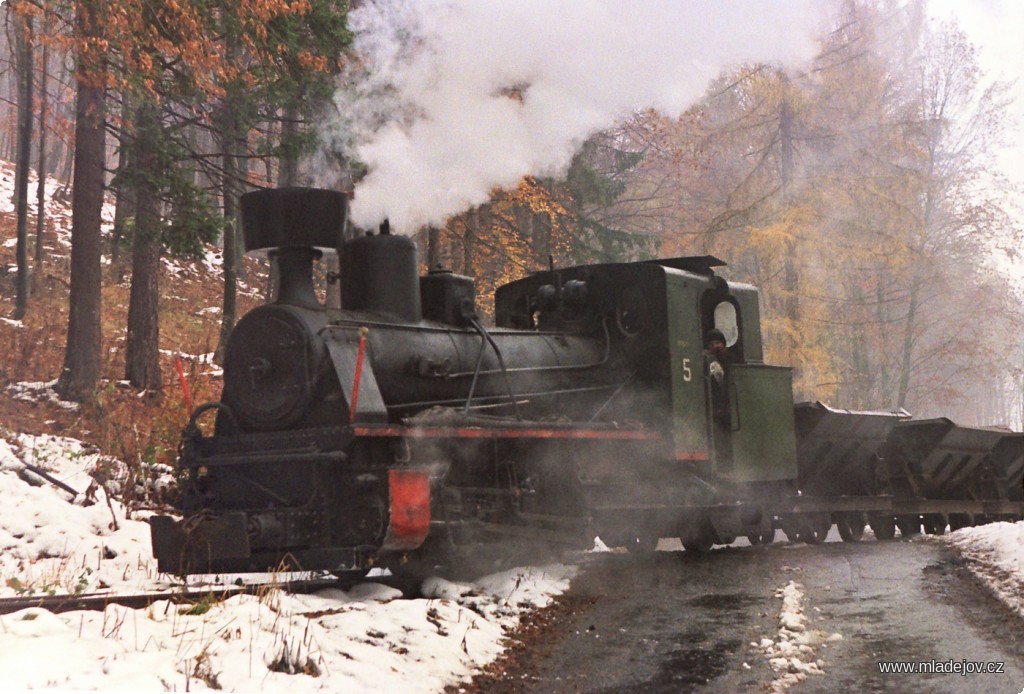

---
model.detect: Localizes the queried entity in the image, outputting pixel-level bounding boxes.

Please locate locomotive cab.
[700,279,797,487]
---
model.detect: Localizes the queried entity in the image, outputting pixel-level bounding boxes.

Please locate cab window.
[713,301,739,347]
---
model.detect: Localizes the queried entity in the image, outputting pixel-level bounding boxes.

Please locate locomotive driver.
[704,329,733,464]
[704,328,732,382]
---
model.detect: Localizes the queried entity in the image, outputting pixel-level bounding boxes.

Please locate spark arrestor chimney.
[240,187,348,308]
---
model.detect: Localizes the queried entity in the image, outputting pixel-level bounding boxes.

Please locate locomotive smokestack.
[240,188,348,253]
[271,248,322,308]
[240,188,349,308]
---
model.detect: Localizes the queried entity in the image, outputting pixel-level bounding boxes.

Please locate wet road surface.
[475,536,1024,693]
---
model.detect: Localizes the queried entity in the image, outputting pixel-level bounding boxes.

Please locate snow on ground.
[0,425,1021,692]
[0,161,114,242]
[941,521,1024,617]
[0,430,575,692]
[753,579,843,693]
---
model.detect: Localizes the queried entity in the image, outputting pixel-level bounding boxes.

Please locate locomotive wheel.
[896,516,921,537]
[836,513,866,542]
[922,514,947,535]
[869,514,896,540]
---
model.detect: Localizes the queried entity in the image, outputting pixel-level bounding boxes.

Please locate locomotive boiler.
[150,187,1024,576]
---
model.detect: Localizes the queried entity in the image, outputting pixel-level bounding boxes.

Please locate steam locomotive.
[150,187,1024,576]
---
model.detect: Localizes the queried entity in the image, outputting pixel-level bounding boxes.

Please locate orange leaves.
[96,0,332,101]
[296,51,329,72]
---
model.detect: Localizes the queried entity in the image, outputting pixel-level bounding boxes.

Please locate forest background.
[0,0,1021,486]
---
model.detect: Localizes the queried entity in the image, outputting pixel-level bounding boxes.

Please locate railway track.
[0,575,384,617]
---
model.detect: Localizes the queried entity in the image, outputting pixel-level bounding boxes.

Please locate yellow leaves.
[746,204,812,258]
[748,219,796,252]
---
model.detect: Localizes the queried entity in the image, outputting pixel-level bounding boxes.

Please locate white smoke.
[325,0,827,234]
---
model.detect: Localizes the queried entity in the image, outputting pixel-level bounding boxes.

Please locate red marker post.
[349,327,369,423]
[175,355,194,413]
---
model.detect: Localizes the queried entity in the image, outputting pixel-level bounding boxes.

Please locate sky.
[929,0,1024,281]
[929,0,1024,171]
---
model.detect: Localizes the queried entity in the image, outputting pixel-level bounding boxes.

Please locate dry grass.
[0,207,264,508]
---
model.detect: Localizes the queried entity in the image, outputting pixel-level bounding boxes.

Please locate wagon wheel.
[681,519,716,554]
[746,529,775,546]
[797,514,831,544]
[625,532,659,555]
[948,513,972,531]
[869,513,896,540]
[896,516,921,537]
[836,513,866,542]
[778,517,800,543]
[922,514,947,535]
[682,534,714,554]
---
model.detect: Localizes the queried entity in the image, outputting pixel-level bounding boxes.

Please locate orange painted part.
[349,334,367,423]
[175,356,194,412]
[674,451,709,461]
[383,468,431,551]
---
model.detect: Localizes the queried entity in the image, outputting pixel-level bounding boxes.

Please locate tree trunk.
[13,10,34,319]
[875,274,890,405]
[214,125,241,362]
[110,110,132,266]
[217,171,239,363]
[463,209,477,277]
[56,0,106,402]
[279,105,299,186]
[214,27,242,364]
[778,81,799,368]
[35,32,48,264]
[895,276,920,410]
[124,103,162,390]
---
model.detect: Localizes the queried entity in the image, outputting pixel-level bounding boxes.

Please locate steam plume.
[325,0,825,233]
